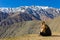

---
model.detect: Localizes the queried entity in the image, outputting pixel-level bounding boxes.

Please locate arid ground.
[0,33,60,40]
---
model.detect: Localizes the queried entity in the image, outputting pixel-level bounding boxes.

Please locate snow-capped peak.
[39,6,49,9]
[0,6,59,13]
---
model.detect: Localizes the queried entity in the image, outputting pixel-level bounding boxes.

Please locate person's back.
[40,21,51,36]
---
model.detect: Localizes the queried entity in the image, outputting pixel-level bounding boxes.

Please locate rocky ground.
[0,33,60,40]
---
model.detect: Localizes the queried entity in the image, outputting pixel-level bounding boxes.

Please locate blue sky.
[0,0,60,8]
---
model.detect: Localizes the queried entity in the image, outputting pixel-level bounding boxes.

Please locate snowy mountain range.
[0,6,60,26]
[0,6,60,38]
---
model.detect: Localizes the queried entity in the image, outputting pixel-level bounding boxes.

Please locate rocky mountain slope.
[0,6,60,38]
[0,6,60,26]
[0,16,60,38]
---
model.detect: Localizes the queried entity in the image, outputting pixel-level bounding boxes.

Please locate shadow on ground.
[51,35,60,37]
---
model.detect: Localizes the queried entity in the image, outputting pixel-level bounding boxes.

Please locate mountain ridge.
[0,6,59,13]
[0,6,60,38]
[0,6,60,26]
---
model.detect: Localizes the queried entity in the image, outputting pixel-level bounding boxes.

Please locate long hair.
[40,21,51,36]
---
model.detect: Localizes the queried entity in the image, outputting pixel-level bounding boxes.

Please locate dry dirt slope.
[49,16,60,33]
